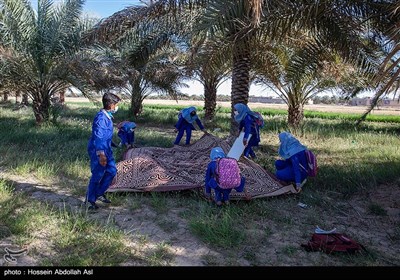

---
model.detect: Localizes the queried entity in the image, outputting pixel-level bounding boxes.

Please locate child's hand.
[98,154,107,167]
[174,128,178,133]
[243,138,248,146]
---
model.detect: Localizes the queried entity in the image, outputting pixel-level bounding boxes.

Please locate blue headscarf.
[278,132,307,159]
[210,147,226,160]
[181,106,198,124]
[234,103,260,123]
[234,103,251,123]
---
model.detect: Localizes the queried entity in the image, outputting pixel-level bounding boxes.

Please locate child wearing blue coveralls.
[85,93,121,210]
[205,147,245,206]
[275,131,308,192]
[117,121,136,149]
[233,103,261,159]
[174,106,207,145]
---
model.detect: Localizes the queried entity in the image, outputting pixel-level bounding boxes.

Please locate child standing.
[233,103,261,159]
[174,106,207,145]
[85,92,121,210]
[205,147,246,206]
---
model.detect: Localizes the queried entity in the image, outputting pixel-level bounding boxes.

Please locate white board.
[227,132,252,160]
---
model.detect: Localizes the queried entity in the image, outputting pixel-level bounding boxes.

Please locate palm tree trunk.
[288,103,304,128]
[32,91,51,125]
[131,95,143,117]
[2,91,9,102]
[15,91,21,104]
[203,78,218,121]
[60,90,65,104]
[22,93,29,106]
[130,79,143,117]
[230,43,251,135]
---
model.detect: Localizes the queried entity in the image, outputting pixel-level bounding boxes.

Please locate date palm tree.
[84,0,261,133]
[121,42,187,117]
[358,1,400,122]
[86,6,189,117]
[185,37,231,121]
[0,0,89,125]
[253,34,371,127]
[84,0,393,133]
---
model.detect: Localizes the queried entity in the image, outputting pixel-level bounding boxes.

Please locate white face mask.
[111,105,119,114]
[234,111,239,116]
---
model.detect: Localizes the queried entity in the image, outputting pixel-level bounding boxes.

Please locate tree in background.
[253,34,371,127]
[184,36,231,121]
[83,0,394,132]
[0,0,90,125]
[358,2,400,122]
[84,2,188,117]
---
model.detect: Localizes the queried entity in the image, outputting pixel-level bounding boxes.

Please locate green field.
[0,100,399,266]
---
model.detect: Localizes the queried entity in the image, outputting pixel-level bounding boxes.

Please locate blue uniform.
[239,114,260,158]
[234,103,261,159]
[174,114,205,145]
[205,160,245,203]
[118,129,134,146]
[86,110,117,204]
[117,122,136,147]
[275,150,308,185]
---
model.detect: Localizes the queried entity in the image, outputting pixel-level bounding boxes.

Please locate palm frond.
[0,0,36,52]
[83,0,205,44]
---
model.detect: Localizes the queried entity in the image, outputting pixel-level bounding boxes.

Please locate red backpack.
[301,233,365,254]
[252,112,265,128]
[216,158,241,189]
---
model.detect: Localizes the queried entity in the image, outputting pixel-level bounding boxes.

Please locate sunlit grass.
[0,180,139,266]
[188,205,246,249]
[1,101,400,266]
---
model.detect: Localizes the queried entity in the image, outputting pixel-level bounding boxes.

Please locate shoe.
[224,201,230,206]
[216,201,222,206]
[97,195,111,204]
[88,202,99,210]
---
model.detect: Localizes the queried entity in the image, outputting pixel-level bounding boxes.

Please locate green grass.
[3,101,399,194]
[142,103,400,123]
[188,206,246,249]
[149,192,169,213]
[1,101,400,266]
[367,203,388,216]
[0,180,140,266]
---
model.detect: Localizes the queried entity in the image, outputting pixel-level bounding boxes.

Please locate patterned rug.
[108,134,297,200]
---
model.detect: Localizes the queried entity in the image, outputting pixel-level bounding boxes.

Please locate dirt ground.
[1,168,399,267]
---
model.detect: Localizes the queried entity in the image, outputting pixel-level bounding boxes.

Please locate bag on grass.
[301,233,365,254]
